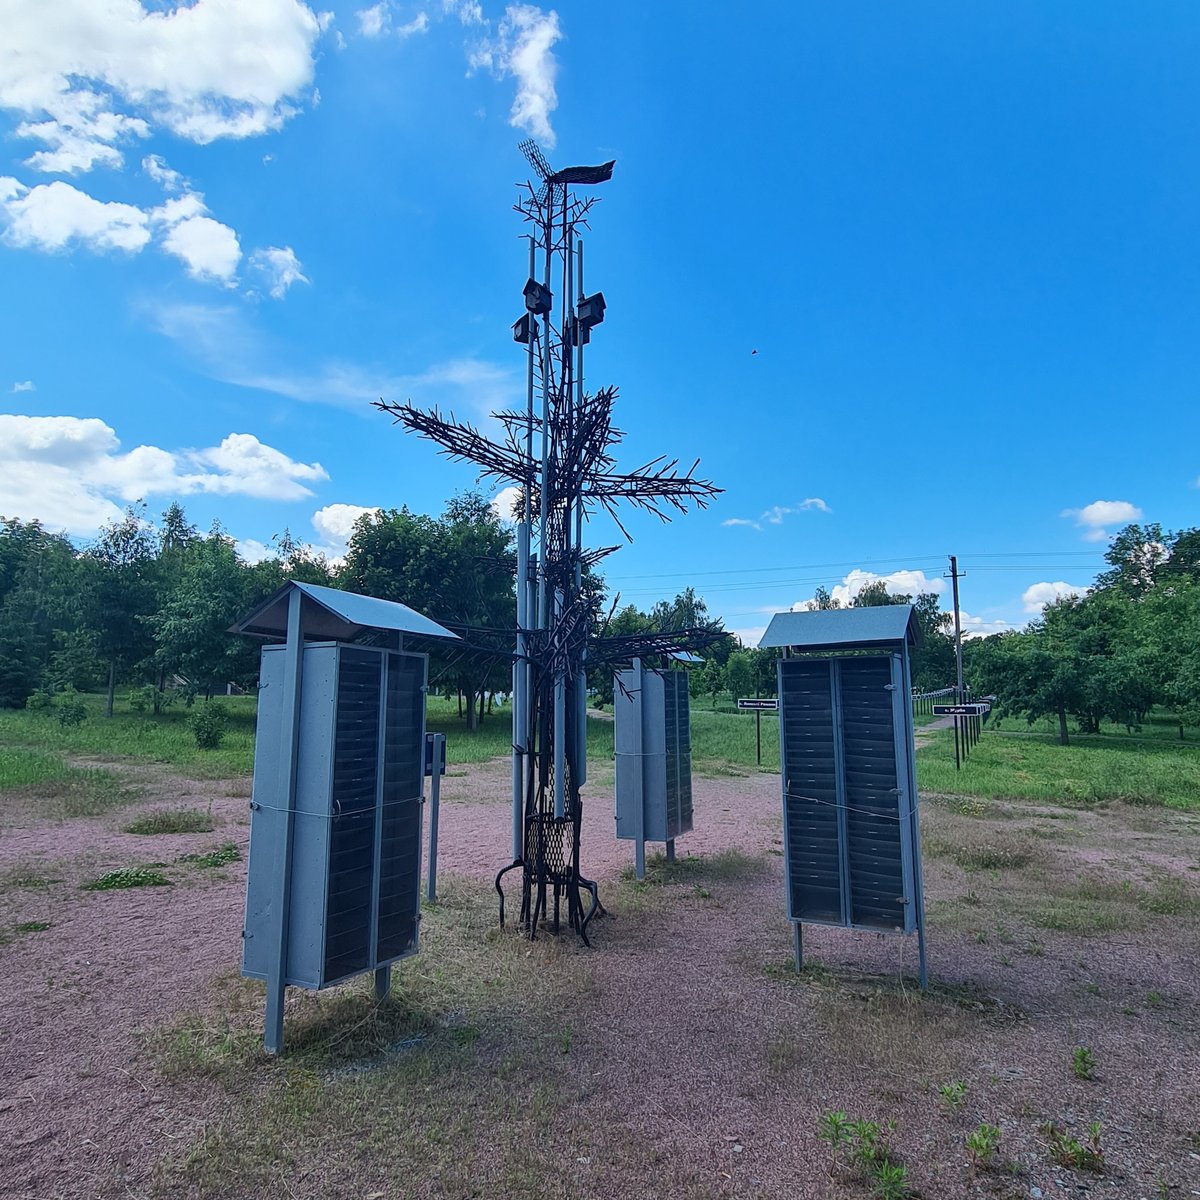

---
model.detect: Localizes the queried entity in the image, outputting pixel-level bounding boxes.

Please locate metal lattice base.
[495,812,604,944]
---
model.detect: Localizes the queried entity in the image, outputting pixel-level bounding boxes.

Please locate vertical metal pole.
[553,590,566,819]
[793,922,804,973]
[633,656,646,881]
[756,709,762,768]
[426,733,445,902]
[954,716,961,771]
[665,839,675,863]
[264,588,304,1055]
[573,238,588,787]
[371,651,390,1002]
[949,555,965,703]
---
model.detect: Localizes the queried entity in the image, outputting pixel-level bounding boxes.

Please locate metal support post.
[633,656,646,880]
[665,839,676,863]
[426,733,445,902]
[264,588,304,1055]
[793,923,804,973]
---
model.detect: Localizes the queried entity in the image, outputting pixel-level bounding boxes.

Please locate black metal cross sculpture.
[376,142,722,942]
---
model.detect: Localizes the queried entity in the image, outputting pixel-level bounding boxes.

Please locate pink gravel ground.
[2,756,1199,1200]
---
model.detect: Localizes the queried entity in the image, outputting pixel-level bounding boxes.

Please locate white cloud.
[251,246,309,299]
[723,498,831,531]
[0,177,150,253]
[357,2,391,36]
[1021,581,1083,614]
[0,416,329,537]
[142,154,185,192]
[444,0,485,23]
[794,568,945,611]
[398,11,431,36]
[161,214,242,283]
[1,0,325,174]
[959,610,1014,640]
[312,502,380,548]
[235,538,275,565]
[470,5,561,146]
[1062,498,1142,542]
[490,485,521,523]
[11,380,35,393]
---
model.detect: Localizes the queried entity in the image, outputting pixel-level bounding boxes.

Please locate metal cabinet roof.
[232,580,459,642]
[758,604,921,651]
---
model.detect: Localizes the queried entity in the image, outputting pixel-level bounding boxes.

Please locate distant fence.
[911,687,955,717]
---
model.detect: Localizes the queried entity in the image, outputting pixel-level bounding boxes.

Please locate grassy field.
[4,687,1197,815]
[0,745,139,819]
[0,691,257,778]
[917,722,1200,811]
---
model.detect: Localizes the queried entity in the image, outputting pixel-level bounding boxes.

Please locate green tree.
[84,507,160,716]
[723,650,754,701]
[341,494,515,731]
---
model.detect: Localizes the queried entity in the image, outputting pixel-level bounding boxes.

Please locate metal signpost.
[737,697,778,767]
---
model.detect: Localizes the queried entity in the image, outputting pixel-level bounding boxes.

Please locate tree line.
[0,491,961,724]
[967,524,1200,743]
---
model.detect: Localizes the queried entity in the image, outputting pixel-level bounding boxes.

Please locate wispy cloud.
[722,497,831,531]
[146,300,519,417]
[11,380,35,393]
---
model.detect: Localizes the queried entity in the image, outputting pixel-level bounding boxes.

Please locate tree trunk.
[487,691,493,716]
[1057,703,1069,746]
[465,686,478,731]
[106,660,116,718]
[478,689,485,726]
[457,689,462,719]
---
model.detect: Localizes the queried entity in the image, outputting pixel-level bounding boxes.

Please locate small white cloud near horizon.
[731,625,767,649]
[1022,580,1084,614]
[11,380,35,393]
[312,503,381,551]
[469,4,562,146]
[959,610,1015,640]
[793,567,945,611]
[490,485,522,524]
[722,517,761,531]
[1062,498,1142,543]
[0,415,328,537]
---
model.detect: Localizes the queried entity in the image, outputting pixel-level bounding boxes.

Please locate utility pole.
[946,555,965,702]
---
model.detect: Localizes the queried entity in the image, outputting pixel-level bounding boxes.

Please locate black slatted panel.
[781,660,842,923]
[376,653,423,962]
[324,648,381,981]
[839,658,905,930]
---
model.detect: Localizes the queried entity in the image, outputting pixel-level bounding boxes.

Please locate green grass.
[125,808,216,835]
[687,706,780,774]
[0,745,139,819]
[917,726,1200,811]
[0,691,257,778]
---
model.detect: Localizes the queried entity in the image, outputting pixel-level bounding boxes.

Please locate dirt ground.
[2,755,1199,1200]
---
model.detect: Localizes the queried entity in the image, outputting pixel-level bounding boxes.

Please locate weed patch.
[179,843,240,869]
[126,808,215,835]
[83,866,172,890]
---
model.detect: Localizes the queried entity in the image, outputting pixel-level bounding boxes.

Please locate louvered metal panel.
[779,653,920,938]
[243,642,426,990]
[615,664,694,848]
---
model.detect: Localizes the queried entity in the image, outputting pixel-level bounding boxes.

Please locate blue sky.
[2,1,1197,645]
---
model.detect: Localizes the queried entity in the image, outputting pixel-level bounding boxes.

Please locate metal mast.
[375,142,724,941]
